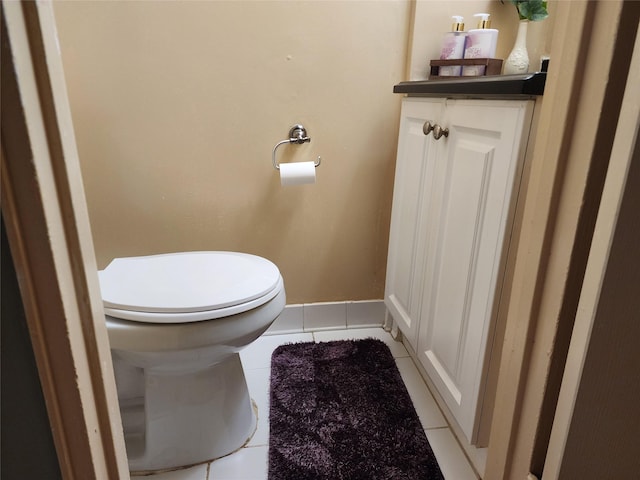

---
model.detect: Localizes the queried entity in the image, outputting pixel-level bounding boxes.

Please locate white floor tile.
[209,446,268,480]
[131,463,208,480]
[240,333,313,370]
[244,367,270,447]
[134,329,475,480]
[313,327,409,358]
[425,428,479,480]
[395,357,448,429]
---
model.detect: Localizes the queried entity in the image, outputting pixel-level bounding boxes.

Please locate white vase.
[504,20,529,74]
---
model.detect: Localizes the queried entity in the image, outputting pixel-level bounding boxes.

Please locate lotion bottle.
[438,16,466,76]
[462,13,498,76]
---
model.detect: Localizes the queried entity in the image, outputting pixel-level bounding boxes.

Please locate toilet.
[98,251,286,473]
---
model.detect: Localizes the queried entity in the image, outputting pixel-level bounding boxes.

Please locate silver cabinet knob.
[423,121,434,136]
[433,124,449,140]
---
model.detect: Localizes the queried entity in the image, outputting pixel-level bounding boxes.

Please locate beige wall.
[53,0,411,304]
[52,0,552,305]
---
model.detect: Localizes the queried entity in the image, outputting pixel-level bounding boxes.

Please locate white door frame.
[1,2,129,478]
[542,24,640,479]
[486,1,638,478]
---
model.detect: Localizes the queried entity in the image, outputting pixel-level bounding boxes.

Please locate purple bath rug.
[268,338,444,479]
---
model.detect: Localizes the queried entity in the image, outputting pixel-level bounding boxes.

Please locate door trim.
[486,1,638,478]
[541,20,640,479]
[1,2,129,478]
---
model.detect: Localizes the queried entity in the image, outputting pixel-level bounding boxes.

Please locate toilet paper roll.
[279,161,316,186]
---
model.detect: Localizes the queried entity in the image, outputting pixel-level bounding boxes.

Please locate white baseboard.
[265,300,385,335]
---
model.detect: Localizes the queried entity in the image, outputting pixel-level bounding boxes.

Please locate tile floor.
[131,327,478,480]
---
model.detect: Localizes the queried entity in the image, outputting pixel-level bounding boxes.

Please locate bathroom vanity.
[385,74,545,450]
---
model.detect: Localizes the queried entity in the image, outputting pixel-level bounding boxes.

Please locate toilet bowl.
[98,251,286,473]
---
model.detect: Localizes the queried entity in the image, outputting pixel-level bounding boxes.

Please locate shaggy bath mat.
[268,339,444,479]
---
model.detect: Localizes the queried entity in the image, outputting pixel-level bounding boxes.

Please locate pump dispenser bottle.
[462,13,499,76]
[439,16,466,76]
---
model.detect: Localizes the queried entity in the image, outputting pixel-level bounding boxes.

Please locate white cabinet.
[385,97,533,444]
[385,99,444,349]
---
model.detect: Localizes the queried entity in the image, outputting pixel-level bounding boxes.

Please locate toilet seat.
[98,251,283,323]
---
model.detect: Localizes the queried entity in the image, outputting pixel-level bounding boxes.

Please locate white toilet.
[98,251,285,473]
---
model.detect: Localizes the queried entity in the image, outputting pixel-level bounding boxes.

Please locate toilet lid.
[98,251,282,320]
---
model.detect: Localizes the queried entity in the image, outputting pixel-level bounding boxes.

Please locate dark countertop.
[394,72,546,98]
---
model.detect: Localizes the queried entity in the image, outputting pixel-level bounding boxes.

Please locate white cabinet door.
[416,99,533,443]
[385,98,444,351]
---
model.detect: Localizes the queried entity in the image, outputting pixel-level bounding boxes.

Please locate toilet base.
[123,353,256,473]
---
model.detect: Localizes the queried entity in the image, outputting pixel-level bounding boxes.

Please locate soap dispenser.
[438,16,466,76]
[462,13,499,76]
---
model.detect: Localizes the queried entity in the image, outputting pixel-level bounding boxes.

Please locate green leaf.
[514,0,549,22]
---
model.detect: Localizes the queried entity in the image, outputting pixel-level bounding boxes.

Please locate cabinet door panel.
[427,143,492,386]
[385,99,443,350]
[417,100,532,443]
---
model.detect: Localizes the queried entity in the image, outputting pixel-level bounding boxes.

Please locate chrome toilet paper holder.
[272,124,322,170]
